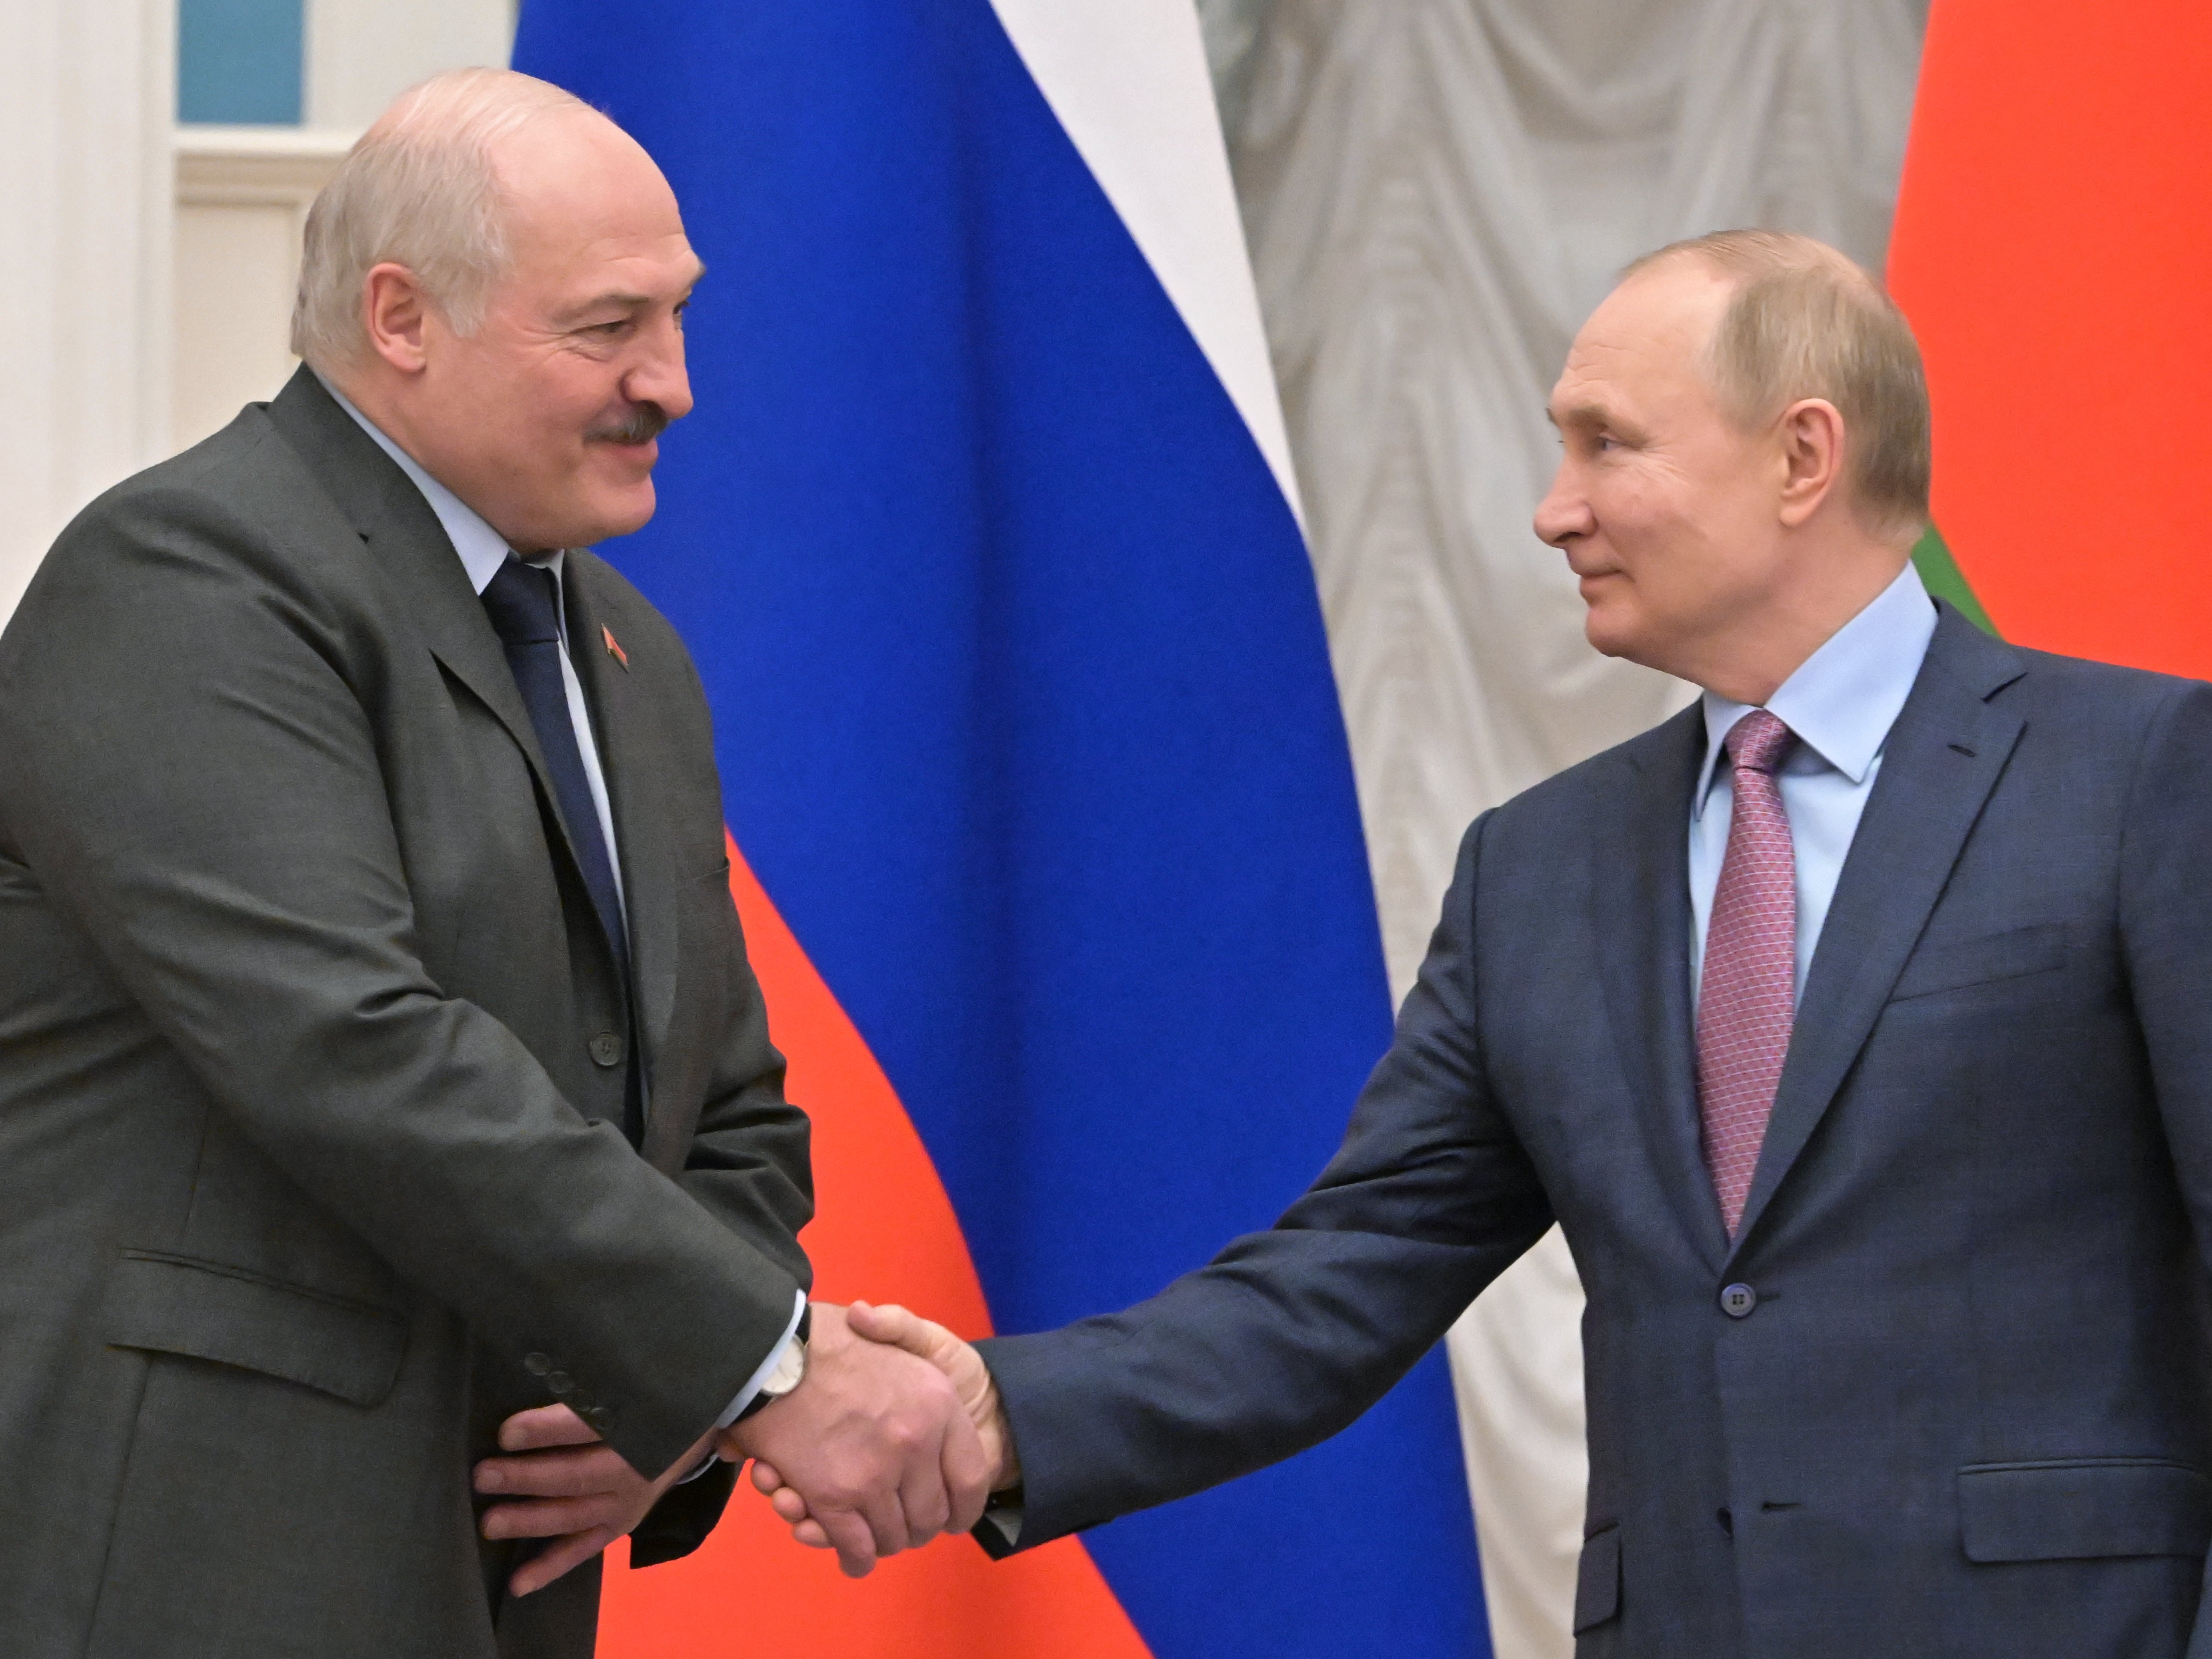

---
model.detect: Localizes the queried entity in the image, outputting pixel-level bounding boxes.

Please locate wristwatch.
[734,1304,811,1422]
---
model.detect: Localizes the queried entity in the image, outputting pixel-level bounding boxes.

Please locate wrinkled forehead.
[1550,264,1734,420]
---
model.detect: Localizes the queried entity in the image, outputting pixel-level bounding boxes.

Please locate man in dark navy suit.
[755,229,2212,1658]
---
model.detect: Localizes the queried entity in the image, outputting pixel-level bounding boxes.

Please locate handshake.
[474,1302,1014,1594]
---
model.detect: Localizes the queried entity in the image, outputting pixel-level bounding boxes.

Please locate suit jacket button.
[580,1405,613,1431]
[546,1371,574,1395]
[523,1352,554,1376]
[589,1032,625,1068]
[1720,1283,1758,1318]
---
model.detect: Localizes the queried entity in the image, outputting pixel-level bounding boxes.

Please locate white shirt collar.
[314,370,559,595]
[1693,560,1938,816]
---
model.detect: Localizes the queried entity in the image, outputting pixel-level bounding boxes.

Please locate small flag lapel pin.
[602,624,629,670]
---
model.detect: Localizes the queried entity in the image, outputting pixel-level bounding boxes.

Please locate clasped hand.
[747,1300,1019,1576]
[473,1301,993,1592]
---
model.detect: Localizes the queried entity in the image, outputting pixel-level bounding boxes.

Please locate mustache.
[585,402,672,446]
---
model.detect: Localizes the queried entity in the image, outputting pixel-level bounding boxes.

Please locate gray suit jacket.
[0,368,812,1658]
[979,605,2212,1659]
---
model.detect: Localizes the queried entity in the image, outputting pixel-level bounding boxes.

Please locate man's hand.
[475,1405,713,1597]
[749,1300,1018,1556]
[720,1301,992,1578]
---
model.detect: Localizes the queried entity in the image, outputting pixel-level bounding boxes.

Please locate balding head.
[293,68,597,369]
[1535,230,1926,704]
[1628,230,1931,544]
[298,68,701,555]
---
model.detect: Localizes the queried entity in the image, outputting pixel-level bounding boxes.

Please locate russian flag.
[511,4,1490,1655]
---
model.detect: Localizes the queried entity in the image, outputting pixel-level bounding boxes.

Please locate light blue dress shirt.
[317,374,802,1442]
[1688,561,1939,1007]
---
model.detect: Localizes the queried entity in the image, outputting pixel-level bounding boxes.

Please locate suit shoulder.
[566,549,704,679]
[1485,707,1696,830]
[39,405,345,585]
[1994,640,2208,711]
[4,408,365,676]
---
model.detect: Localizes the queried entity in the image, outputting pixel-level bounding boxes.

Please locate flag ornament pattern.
[512,3,1490,1658]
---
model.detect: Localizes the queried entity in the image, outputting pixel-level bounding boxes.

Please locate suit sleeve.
[0,483,798,1483]
[667,645,814,1286]
[635,669,816,1561]
[972,810,1555,1553]
[2117,680,2212,1655]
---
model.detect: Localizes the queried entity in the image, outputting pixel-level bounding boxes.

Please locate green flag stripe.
[1911,522,1997,636]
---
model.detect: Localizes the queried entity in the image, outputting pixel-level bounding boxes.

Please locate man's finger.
[508,1527,619,1598]
[942,1409,992,1534]
[814,1507,880,1578]
[858,1481,911,1563]
[897,1438,953,1546]
[768,1486,809,1525]
[475,1444,633,1499]
[794,1518,831,1549]
[498,1403,601,1453]
[749,1459,784,1495]
[480,1495,629,1541]
[846,1300,948,1364]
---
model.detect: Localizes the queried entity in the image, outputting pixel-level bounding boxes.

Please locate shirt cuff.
[977,1494,1024,1549]
[674,1289,808,1485]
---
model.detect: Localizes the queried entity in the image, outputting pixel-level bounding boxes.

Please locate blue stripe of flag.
[513,4,1491,1654]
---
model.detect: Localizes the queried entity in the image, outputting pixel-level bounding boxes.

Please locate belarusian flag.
[1889,0,2212,671]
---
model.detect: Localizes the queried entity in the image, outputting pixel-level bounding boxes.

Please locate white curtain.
[1197,3,1927,1653]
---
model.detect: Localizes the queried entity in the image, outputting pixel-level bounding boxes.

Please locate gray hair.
[1625,229,1931,544]
[290,68,593,370]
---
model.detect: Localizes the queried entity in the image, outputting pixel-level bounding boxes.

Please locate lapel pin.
[602,625,629,671]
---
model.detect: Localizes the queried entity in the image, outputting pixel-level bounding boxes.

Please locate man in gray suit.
[758,230,2212,1656]
[0,69,983,1658]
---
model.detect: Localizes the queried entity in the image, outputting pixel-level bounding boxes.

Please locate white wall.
[174,0,517,451]
[171,127,352,450]
[306,0,515,129]
[0,0,516,628]
[0,0,175,621]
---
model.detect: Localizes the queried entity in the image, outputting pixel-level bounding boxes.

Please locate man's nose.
[1532,462,1591,548]
[626,317,695,423]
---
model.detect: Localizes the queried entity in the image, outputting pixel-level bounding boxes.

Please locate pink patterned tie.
[1698,708,1798,1237]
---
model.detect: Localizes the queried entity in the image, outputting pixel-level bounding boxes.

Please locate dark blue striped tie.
[478,557,631,986]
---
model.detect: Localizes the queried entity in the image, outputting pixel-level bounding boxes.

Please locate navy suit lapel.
[562,559,679,1113]
[1592,703,1729,1268]
[1725,605,2028,1259]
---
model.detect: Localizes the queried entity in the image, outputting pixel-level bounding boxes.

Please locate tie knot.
[1724,708,1795,776]
[480,557,562,647]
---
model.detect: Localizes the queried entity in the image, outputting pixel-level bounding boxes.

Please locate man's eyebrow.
[556,261,709,324]
[1551,401,1649,442]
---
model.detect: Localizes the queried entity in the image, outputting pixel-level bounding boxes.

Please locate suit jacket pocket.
[1890,923,2068,1001]
[101,1249,408,1408]
[1573,1522,1621,1633]
[1958,1458,2212,1562]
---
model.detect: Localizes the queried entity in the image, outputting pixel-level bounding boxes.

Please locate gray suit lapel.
[1592,704,1730,1268]
[1726,605,2028,1258]
[563,560,680,1111]
[263,369,604,920]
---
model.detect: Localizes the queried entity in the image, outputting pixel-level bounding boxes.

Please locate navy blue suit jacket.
[978,604,2212,1659]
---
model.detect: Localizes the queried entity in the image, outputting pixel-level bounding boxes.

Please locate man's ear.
[1776,397,1845,528]
[362,263,433,376]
